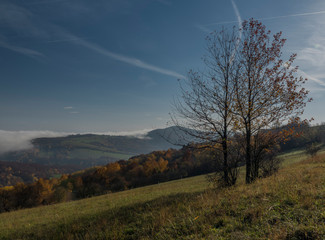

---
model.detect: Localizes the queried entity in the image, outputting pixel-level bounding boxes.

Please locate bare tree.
[172,19,311,186]
[171,27,240,186]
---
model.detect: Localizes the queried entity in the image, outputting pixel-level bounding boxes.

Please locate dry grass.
[0,151,324,239]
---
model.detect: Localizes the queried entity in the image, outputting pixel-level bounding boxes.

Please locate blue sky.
[1,0,325,133]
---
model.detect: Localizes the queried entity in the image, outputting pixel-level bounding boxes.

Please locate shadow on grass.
[5,191,205,240]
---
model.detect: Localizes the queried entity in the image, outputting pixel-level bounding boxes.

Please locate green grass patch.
[0,175,209,239]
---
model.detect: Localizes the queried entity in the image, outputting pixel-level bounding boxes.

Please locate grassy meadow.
[0,151,324,239]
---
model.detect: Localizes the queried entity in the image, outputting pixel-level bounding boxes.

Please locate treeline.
[0,146,217,213]
[0,161,80,187]
[280,123,325,151]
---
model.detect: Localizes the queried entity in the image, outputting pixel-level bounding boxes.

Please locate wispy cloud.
[0,2,46,58]
[199,0,242,29]
[90,129,154,138]
[231,0,242,26]
[0,39,44,58]
[204,9,325,27]
[47,27,185,79]
[298,36,325,70]
[72,37,185,79]
[63,106,79,114]
[0,1,184,79]
[295,14,325,92]
[229,0,242,63]
[195,0,241,34]
[0,2,48,38]
[26,0,71,5]
[194,24,212,33]
[297,68,325,88]
[47,36,91,43]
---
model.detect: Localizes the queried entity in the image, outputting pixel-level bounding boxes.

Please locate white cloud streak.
[72,37,185,79]
[89,129,153,138]
[196,0,242,35]
[0,1,185,79]
[295,14,325,91]
[204,9,325,26]
[194,24,213,33]
[229,0,242,64]
[231,0,242,26]
[0,2,46,58]
[297,69,325,88]
[47,37,91,43]
[298,41,325,70]
[0,39,44,58]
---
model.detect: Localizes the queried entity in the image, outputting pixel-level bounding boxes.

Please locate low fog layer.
[89,129,153,139]
[0,129,154,154]
[0,130,70,154]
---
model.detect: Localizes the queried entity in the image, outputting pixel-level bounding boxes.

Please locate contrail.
[297,69,325,88]
[0,40,44,58]
[205,9,325,26]
[230,0,242,27]
[230,0,242,39]
[74,37,185,79]
[229,0,241,64]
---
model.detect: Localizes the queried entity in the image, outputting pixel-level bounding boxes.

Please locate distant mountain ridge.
[0,127,188,168]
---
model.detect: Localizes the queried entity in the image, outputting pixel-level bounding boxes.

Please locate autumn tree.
[233,19,311,183]
[171,27,241,186]
[172,19,311,185]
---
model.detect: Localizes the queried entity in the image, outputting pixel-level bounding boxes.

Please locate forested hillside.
[0,127,186,168]
[0,145,217,212]
[0,161,80,187]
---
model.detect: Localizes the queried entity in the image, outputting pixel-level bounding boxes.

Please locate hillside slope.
[0,152,324,239]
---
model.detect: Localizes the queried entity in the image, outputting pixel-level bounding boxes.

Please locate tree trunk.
[245,126,252,184]
[253,154,259,180]
[222,139,229,186]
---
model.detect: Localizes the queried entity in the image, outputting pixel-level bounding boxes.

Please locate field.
[0,151,324,239]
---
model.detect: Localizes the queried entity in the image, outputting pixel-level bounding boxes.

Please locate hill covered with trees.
[0,145,217,212]
[0,127,187,168]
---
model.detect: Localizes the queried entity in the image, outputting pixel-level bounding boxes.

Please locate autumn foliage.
[172,19,311,185]
[0,146,218,213]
